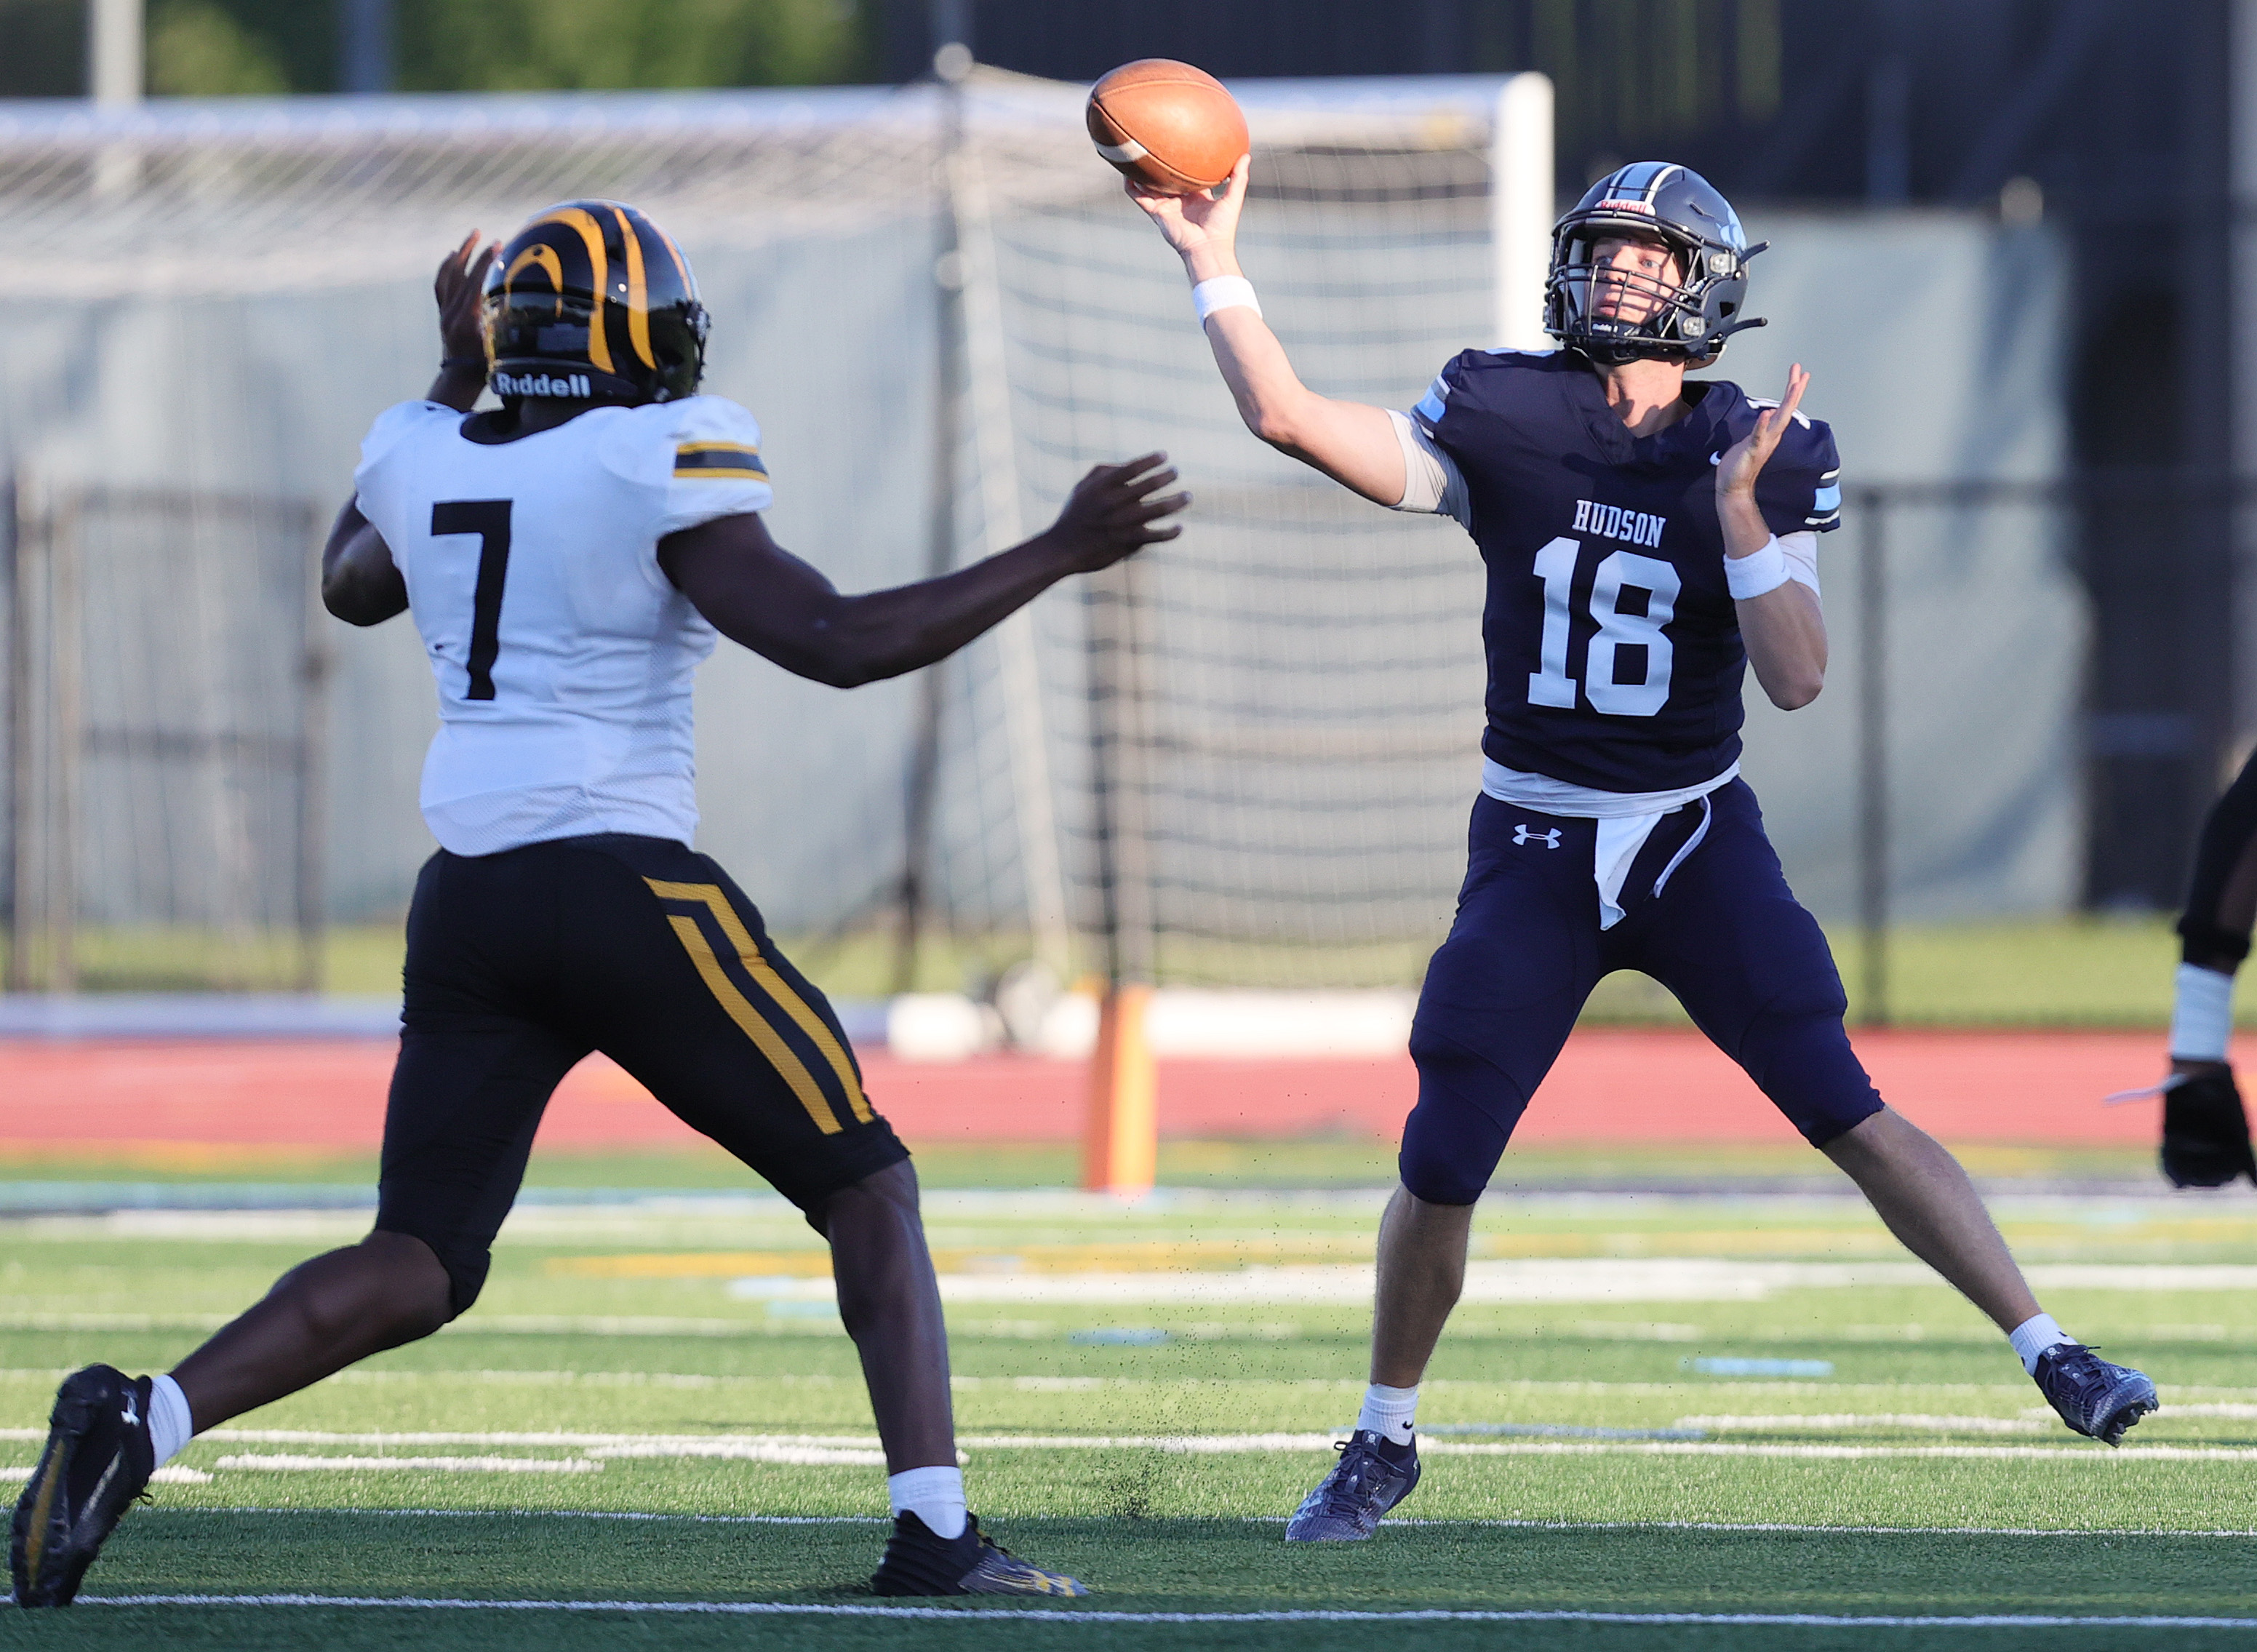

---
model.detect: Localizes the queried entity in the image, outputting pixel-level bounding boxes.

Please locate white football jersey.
[353,395,773,857]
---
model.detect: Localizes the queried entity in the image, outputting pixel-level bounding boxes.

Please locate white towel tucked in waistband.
[1482,757,1735,929]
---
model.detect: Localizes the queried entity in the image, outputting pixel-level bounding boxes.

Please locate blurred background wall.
[0,0,2240,990]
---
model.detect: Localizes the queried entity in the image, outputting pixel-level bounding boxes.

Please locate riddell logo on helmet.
[1594,199,1656,215]
[492,370,592,399]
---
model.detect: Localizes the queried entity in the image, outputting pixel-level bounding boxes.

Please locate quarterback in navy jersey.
[1133,157,2156,1539]
[1423,346,1840,794]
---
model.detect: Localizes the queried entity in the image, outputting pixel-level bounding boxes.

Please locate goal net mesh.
[0,74,1503,991]
[966,119,1493,988]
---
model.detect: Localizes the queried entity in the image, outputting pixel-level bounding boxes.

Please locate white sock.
[2170,963,2236,1062]
[1355,1382,1418,1447]
[148,1373,194,1469]
[2008,1312,2074,1376]
[887,1465,967,1540]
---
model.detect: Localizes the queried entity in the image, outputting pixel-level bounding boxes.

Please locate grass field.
[5,1170,2257,1647]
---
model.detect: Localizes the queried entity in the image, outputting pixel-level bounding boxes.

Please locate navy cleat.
[10,1365,156,1607]
[870,1511,1087,1597]
[2033,1344,2158,1446]
[1285,1430,1421,1541]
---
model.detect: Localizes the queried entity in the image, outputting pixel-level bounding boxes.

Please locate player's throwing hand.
[1044,452,1189,572]
[1714,364,1811,498]
[1124,153,1252,265]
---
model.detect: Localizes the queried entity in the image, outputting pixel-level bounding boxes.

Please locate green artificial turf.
[6,1186,2257,1648]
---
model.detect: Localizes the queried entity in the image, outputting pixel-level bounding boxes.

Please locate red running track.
[0,1029,2200,1155]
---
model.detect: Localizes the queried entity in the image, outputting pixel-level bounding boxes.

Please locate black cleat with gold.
[10,1365,155,1608]
[870,1511,1087,1597]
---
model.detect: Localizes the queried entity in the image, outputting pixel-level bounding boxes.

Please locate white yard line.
[213,1456,602,1475]
[0,1465,209,1484]
[714,1258,2257,1306]
[8,1426,2242,1465]
[72,1595,2257,1628]
[129,1506,2257,1539]
[1671,1415,2049,1434]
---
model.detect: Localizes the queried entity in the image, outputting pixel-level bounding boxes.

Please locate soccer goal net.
[0,72,1530,994]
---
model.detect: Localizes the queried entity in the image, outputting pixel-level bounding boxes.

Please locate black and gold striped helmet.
[483,200,709,404]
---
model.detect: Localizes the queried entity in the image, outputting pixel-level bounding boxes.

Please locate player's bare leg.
[1278,1186,1464,1541]
[1823,1104,2153,1441]
[168,1231,454,1431]
[1818,1106,2038,1330]
[1367,1185,1474,1387]
[811,1160,956,1470]
[8,1230,453,1605]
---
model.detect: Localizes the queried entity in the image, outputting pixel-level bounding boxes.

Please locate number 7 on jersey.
[432,500,514,701]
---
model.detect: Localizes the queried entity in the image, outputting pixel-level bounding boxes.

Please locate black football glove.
[2161,1068,2257,1188]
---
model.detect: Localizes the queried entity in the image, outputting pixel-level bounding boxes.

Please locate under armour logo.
[1513,824,1562,849]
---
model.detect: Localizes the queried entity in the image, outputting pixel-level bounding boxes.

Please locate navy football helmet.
[483,200,708,404]
[1544,162,1766,364]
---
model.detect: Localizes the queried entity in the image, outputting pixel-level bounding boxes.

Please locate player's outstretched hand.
[435,230,498,364]
[1045,453,1189,572]
[1125,153,1251,262]
[1715,363,1810,498]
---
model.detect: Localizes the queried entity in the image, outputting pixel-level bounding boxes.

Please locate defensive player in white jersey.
[10,201,1184,1605]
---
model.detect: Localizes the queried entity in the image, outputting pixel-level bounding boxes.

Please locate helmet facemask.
[1542,164,1767,366]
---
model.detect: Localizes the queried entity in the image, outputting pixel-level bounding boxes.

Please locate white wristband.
[2171,962,2235,1061]
[1725,535,1791,600]
[1193,276,1261,324]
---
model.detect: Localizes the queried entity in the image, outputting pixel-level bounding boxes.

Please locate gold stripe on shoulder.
[674,442,767,480]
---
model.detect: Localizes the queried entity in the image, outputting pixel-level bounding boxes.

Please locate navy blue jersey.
[1415,349,1842,793]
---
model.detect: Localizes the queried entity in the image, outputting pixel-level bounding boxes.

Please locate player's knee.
[1399,1042,1514,1205]
[1738,1008,1881,1147]
[367,1226,489,1324]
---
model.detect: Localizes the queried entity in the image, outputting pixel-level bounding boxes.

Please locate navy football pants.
[1400,781,1883,1205]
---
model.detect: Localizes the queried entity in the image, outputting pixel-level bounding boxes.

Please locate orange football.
[1087,59,1249,195]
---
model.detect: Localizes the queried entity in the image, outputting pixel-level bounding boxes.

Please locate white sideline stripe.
[0,1464,210,1484]
[0,1426,874,1445]
[135,1507,2257,1539]
[590,1443,890,1465]
[214,1456,602,1475]
[1672,1415,2049,1434]
[45,1427,2249,1463]
[74,1595,2257,1627]
[1414,1442,2257,1462]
